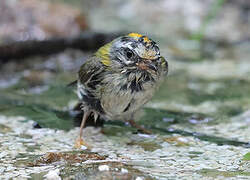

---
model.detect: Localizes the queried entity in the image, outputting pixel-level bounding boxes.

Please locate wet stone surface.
[0,113,249,179]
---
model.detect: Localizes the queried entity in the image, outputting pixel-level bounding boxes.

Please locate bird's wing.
[77,56,105,113]
[78,56,105,89]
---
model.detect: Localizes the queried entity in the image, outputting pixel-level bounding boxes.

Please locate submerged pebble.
[98,165,110,171]
[121,168,128,173]
[44,169,61,180]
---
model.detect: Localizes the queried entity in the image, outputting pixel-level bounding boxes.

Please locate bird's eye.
[125,49,134,59]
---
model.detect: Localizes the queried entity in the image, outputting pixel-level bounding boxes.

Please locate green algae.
[153,126,250,147]
[0,84,76,110]
[0,102,74,130]
[127,141,162,152]
[140,107,214,127]
[199,168,250,178]
[0,124,12,133]
[29,171,48,180]
[243,152,250,161]
[189,151,204,155]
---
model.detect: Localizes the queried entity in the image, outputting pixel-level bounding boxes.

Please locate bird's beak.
[136,60,157,73]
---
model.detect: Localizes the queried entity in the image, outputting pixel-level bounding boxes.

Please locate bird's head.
[96,33,168,74]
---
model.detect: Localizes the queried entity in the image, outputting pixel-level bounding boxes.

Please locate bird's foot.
[128,120,152,134]
[74,137,91,149]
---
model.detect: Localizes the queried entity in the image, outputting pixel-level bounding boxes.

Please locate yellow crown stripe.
[128,33,151,44]
[128,33,143,38]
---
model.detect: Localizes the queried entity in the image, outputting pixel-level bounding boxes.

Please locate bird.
[73,33,168,148]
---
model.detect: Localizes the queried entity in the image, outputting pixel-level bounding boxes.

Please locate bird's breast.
[100,72,158,120]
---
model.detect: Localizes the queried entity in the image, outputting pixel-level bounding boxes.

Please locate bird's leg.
[74,111,91,149]
[128,119,152,134]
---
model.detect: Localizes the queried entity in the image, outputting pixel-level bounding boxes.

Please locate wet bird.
[72,33,168,148]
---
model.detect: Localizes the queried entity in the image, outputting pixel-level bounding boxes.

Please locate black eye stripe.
[124,48,134,59]
[126,51,133,58]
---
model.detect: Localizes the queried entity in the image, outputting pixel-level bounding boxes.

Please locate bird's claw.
[74,137,91,149]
